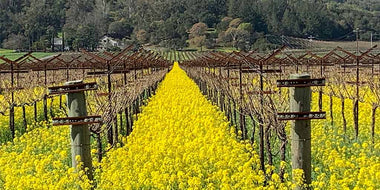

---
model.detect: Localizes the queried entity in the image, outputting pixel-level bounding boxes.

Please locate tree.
[189,36,206,49]
[235,0,266,32]
[135,29,148,44]
[261,0,287,34]
[108,20,134,39]
[227,0,240,18]
[14,0,66,50]
[0,10,13,45]
[225,27,249,49]
[216,17,233,32]
[189,22,208,38]
[189,22,208,50]
[199,12,218,28]
[65,0,96,27]
[0,0,378,50]
[2,33,28,50]
[158,18,187,49]
[281,8,301,36]
[229,18,242,28]
[217,31,227,46]
[238,22,253,33]
[71,24,100,51]
[64,0,105,50]
[252,36,276,51]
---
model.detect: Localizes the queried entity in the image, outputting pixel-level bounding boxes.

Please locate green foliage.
[252,37,277,52]
[189,23,208,38]
[189,36,206,49]
[135,29,148,44]
[107,46,121,52]
[65,24,100,51]
[189,22,208,49]
[0,0,378,50]
[2,34,28,50]
[31,38,50,51]
[238,23,253,33]
[229,18,242,28]
[76,25,101,50]
[224,27,250,50]
[216,17,233,32]
[108,20,134,39]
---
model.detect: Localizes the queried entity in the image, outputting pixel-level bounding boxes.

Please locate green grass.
[183,46,239,52]
[0,49,55,63]
[213,46,238,52]
[0,49,15,54]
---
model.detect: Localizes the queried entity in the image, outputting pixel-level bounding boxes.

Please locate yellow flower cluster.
[98,63,291,189]
[1,62,378,189]
[0,122,91,189]
[0,87,65,144]
[310,93,380,189]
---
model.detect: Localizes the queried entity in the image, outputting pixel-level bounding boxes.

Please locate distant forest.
[0,0,379,51]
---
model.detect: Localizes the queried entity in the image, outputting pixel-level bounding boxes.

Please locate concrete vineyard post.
[65,81,93,180]
[289,74,311,189]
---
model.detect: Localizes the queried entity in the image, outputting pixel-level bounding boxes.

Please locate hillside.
[0,0,378,51]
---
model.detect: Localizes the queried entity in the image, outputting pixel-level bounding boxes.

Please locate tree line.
[0,0,378,51]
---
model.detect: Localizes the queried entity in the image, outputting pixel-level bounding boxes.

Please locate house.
[52,38,69,51]
[98,36,124,51]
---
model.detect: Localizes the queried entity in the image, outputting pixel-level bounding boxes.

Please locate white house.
[52,38,69,51]
[98,36,123,51]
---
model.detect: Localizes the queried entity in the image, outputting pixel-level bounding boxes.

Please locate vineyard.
[0,45,379,189]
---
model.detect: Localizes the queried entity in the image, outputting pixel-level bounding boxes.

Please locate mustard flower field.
[0,62,379,189]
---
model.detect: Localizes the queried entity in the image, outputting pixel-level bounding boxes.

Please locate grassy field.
[0,49,55,63]
[311,40,379,51]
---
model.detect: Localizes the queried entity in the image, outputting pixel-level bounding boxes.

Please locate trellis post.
[277,74,326,189]
[49,81,101,181]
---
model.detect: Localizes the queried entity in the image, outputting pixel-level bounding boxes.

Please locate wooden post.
[66,81,93,180]
[130,105,134,127]
[239,61,246,139]
[123,61,127,85]
[148,86,152,98]
[290,74,312,189]
[233,101,238,134]
[43,94,48,121]
[220,92,224,112]
[134,62,137,80]
[96,132,102,162]
[135,98,139,119]
[113,115,118,144]
[329,94,334,126]
[50,96,54,118]
[9,104,15,139]
[44,64,47,86]
[354,56,359,139]
[372,105,377,144]
[125,107,131,136]
[259,61,265,174]
[107,60,113,145]
[22,105,27,132]
[227,98,231,121]
[10,61,15,139]
[319,60,323,111]
[34,101,38,122]
[82,65,85,79]
[119,112,124,136]
[59,95,63,110]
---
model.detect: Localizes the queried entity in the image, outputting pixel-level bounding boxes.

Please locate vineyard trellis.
[179,45,380,183]
[1,44,380,187]
[0,45,172,160]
